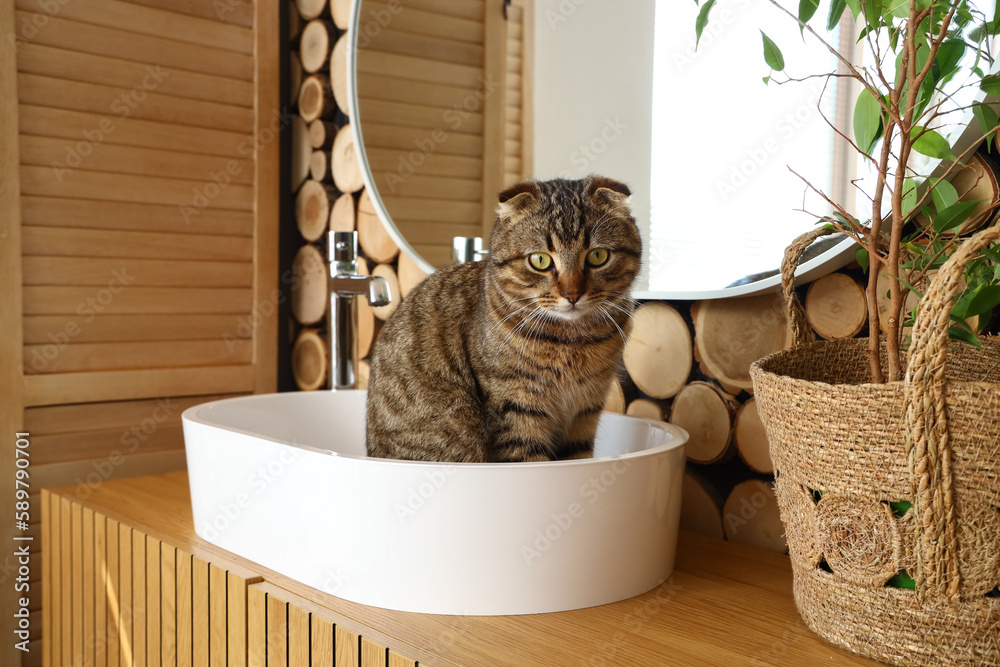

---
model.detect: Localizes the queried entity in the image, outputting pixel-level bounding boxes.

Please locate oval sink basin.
[182,390,687,615]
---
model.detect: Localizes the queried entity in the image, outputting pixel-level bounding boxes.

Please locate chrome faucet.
[328,231,391,389]
[453,236,488,264]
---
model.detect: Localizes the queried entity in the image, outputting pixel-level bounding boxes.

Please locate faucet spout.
[327,232,393,390]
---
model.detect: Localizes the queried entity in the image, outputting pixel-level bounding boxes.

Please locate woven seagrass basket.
[750,225,1000,666]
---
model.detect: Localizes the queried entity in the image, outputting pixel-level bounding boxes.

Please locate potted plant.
[695,1,1000,665]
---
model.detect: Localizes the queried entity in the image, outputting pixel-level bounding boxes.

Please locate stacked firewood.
[288,0,428,390]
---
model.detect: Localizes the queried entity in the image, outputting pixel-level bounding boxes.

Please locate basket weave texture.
[750,225,1000,666]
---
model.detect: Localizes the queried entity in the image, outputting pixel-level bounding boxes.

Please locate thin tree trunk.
[866,116,897,385]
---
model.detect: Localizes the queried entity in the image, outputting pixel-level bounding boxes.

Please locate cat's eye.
[529,252,553,271]
[586,248,610,267]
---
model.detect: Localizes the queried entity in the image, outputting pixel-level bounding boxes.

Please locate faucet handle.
[332,231,357,262]
[330,231,358,277]
[368,275,391,308]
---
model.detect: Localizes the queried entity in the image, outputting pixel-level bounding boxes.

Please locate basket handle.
[780,226,840,348]
[905,223,1000,601]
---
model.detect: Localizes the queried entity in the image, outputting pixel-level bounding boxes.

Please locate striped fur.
[366,176,641,462]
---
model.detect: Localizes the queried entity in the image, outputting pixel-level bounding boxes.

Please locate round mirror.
[348,0,999,299]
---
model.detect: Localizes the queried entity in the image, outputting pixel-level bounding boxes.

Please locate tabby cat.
[365,175,642,462]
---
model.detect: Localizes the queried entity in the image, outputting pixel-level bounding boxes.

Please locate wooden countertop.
[53,472,882,667]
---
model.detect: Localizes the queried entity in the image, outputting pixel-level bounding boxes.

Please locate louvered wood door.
[1,1,281,664]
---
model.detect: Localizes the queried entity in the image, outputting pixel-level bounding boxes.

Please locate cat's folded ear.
[496,180,542,221]
[586,176,631,205]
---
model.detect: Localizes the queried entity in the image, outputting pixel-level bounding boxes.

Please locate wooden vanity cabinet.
[41,472,882,667]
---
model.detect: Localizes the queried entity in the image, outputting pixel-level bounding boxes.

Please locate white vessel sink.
[182,391,687,615]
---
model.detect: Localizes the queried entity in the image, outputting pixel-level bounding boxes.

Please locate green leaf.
[887,570,916,589]
[799,0,820,32]
[695,0,717,49]
[884,0,909,18]
[954,1,972,25]
[899,44,932,117]
[854,89,883,155]
[930,179,959,212]
[964,285,1000,319]
[953,288,978,320]
[888,501,912,517]
[914,75,936,120]
[845,0,861,18]
[761,31,785,71]
[973,103,999,138]
[935,39,966,81]
[911,127,956,160]
[827,0,848,30]
[856,247,870,272]
[981,73,1000,95]
[863,0,884,21]
[949,325,982,347]
[884,273,924,299]
[933,199,983,233]
[762,76,771,85]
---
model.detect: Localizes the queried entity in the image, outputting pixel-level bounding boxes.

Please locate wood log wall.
[289,0,530,390]
[617,295,792,555]
[1,0,281,663]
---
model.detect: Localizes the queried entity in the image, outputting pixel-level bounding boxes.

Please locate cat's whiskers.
[486,299,538,339]
[495,304,543,363]
[597,304,629,348]
[602,301,638,331]
[487,294,536,320]
[518,307,549,372]
[504,308,546,371]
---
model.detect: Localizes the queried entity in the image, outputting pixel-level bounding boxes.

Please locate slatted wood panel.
[5,0,281,663]
[133,528,146,666]
[192,557,209,665]
[248,587,267,667]
[246,583,424,667]
[107,518,121,667]
[41,492,266,667]
[228,571,250,667]
[311,615,335,666]
[357,0,503,269]
[210,561,228,666]
[288,602,310,667]
[162,544,177,666]
[119,522,133,666]
[504,0,532,186]
[177,549,192,667]
[266,594,287,666]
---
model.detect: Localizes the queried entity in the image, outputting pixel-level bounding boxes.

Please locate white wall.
[532,0,655,245]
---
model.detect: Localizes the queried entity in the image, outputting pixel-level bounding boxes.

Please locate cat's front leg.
[554,403,605,460]
[487,400,559,462]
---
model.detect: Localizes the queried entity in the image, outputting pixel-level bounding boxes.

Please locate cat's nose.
[561,291,582,304]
